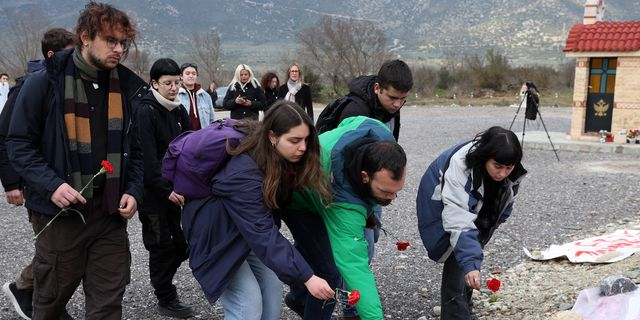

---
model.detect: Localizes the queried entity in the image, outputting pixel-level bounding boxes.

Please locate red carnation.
[486,278,501,293]
[396,241,410,251]
[34,159,113,240]
[347,289,360,305]
[101,160,114,174]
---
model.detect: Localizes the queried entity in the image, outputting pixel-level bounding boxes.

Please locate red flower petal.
[396,241,410,251]
[347,289,360,305]
[486,278,501,293]
[101,160,114,174]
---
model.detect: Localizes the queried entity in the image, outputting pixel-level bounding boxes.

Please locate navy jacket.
[416,142,526,274]
[182,153,313,303]
[0,60,47,192]
[6,48,147,215]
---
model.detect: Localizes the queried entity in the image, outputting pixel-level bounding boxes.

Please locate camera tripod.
[509,92,560,161]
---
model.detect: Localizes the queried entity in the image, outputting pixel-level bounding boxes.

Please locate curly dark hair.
[75,2,136,48]
[260,72,279,90]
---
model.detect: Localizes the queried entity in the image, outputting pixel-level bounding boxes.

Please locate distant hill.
[1,0,638,69]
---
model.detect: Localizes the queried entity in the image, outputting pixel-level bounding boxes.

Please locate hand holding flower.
[35,160,113,240]
[304,275,335,300]
[464,270,482,290]
[51,183,87,209]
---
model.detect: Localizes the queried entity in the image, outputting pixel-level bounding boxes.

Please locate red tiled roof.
[564,21,640,52]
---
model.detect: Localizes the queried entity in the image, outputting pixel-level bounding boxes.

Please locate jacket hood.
[348,75,376,104]
[45,47,74,78]
[343,137,379,206]
[348,75,397,123]
[27,60,46,74]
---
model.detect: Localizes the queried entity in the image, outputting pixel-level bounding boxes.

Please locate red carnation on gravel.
[396,241,410,251]
[486,278,501,293]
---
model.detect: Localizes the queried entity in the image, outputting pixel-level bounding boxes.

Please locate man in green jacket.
[290,116,407,319]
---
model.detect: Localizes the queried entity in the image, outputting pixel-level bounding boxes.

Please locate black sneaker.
[3,281,32,319]
[284,293,304,318]
[158,298,194,318]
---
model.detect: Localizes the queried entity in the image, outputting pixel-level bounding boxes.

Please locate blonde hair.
[228,64,260,91]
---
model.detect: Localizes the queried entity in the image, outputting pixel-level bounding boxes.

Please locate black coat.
[338,75,401,141]
[137,91,192,203]
[264,87,279,110]
[277,84,313,119]
[6,48,148,215]
[0,61,47,192]
[223,82,267,120]
[0,76,26,192]
[206,89,218,107]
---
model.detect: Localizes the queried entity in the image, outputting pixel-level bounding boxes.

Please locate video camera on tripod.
[520,81,540,120]
[510,81,560,161]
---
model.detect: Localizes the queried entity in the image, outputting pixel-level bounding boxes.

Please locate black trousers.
[441,254,474,320]
[279,208,341,320]
[139,199,188,304]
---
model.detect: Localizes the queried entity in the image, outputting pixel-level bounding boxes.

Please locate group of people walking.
[0,2,528,320]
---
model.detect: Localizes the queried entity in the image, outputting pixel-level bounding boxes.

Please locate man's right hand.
[51,183,86,209]
[5,189,24,206]
[304,275,335,300]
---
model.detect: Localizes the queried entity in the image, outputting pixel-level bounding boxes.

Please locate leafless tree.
[0,11,52,77]
[296,16,391,96]
[125,47,150,79]
[188,31,221,85]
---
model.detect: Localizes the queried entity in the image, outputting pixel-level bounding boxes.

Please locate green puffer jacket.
[291,116,395,319]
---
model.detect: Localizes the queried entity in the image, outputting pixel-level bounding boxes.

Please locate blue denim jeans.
[219,252,283,320]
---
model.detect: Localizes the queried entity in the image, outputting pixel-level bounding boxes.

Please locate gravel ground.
[1,105,639,319]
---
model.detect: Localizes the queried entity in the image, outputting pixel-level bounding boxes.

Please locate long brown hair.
[228,100,331,208]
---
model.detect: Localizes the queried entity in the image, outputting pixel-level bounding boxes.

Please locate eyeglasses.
[103,36,131,51]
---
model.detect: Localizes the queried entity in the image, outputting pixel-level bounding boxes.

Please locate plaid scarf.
[64,49,123,214]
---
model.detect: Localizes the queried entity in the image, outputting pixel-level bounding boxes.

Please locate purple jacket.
[182,152,313,303]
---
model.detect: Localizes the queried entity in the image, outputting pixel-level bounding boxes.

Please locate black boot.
[158,298,194,318]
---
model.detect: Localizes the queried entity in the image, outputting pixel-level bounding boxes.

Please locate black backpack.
[315,95,354,134]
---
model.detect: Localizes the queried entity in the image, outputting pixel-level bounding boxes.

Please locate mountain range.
[1,0,639,69]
